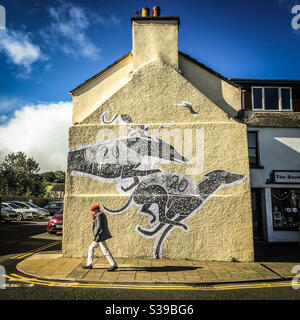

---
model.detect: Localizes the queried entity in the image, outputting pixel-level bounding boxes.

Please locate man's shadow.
[126,266,201,272]
[95,266,201,272]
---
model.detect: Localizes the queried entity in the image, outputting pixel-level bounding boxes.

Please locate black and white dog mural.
[68,111,189,192]
[67,110,246,258]
[103,170,246,258]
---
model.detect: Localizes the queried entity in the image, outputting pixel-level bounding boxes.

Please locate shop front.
[272,188,300,231]
[265,171,300,242]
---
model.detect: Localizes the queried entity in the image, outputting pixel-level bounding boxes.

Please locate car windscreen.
[12,202,28,208]
[50,203,63,208]
[26,202,38,208]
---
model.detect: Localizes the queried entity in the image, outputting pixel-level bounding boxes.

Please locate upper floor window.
[252,87,292,111]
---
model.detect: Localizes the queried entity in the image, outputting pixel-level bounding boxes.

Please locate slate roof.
[245,112,300,128]
[230,78,300,84]
[51,184,65,192]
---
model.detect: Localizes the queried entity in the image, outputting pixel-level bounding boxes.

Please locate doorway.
[251,188,264,241]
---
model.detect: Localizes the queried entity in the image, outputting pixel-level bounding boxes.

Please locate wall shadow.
[0,221,61,256]
[254,242,300,262]
[179,53,240,120]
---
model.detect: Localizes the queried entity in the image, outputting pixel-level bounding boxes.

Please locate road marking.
[4,274,300,291]
[10,241,61,260]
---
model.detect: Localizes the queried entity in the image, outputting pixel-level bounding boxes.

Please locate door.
[251,188,264,241]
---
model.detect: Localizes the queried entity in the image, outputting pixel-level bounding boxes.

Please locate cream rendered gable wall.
[82,60,231,125]
[71,54,133,124]
[179,54,241,119]
[64,60,254,262]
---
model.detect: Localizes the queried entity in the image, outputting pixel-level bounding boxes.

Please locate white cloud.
[94,13,121,27]
[0,29,46,76]
[0,101,72,172]
[0,115,8,124]
[41,2,102,60]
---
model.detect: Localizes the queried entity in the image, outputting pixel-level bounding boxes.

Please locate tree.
[40,171,56,183]
[0,152,44,197]
[40,171,65,183]
[54,171,65,183]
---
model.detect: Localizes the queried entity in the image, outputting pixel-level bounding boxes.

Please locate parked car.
[9,201,38,219]
[0,206,18,222]
[44,201,63,215]
[11,201,50,219]
[47,208,63,234]
[25,202,50,218]
[1,202,33,221]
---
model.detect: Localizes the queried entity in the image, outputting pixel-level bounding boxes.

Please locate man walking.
[83,205,118,272]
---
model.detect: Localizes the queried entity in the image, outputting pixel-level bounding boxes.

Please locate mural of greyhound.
[103,170,246,258]
[67,127,189,191]
[68,111,246,259]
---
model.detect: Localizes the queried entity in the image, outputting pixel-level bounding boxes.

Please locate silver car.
[0,206,18,222]
[9,201,38,219]
[11,201,50,219]
[1,202,33,221]
[23,201,50,219]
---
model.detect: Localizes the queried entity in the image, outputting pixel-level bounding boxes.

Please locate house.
[231,79,300,243]
[50,184,65,199]
[63,8,254,261]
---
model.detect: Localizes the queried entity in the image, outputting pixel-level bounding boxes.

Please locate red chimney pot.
[152,6,161,17]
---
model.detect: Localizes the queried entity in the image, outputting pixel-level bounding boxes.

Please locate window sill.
[250,165,264,169]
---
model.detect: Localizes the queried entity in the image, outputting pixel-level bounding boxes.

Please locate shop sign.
[274,171,300,184]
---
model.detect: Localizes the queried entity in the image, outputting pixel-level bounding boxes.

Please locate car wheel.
[48,231,56,234]
[16,213,23,221]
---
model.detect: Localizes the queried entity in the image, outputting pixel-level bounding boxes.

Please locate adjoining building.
[50,184,65,199]
[63,8,257,262]
[232,79,300,243]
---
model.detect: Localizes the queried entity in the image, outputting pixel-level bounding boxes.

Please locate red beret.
[90,205,100,211]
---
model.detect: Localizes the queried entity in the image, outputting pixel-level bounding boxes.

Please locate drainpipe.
[241,89,245,110]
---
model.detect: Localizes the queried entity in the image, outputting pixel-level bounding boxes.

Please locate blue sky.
[0,0,299,171]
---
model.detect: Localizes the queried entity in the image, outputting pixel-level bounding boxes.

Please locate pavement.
[16,247,300,286]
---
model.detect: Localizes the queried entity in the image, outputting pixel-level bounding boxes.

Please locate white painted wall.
[249,127,300,242]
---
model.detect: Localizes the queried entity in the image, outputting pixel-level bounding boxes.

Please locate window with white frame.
[252,87,292,111]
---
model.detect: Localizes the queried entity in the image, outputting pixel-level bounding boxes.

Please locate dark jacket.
[93,211,112,242]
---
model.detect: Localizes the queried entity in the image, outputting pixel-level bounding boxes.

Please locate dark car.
[47,208,63,234]
[44,201,63,215]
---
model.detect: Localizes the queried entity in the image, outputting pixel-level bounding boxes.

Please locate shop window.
[271,189,300,231]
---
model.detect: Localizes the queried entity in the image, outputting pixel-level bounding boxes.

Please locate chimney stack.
[131,7,180,71]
